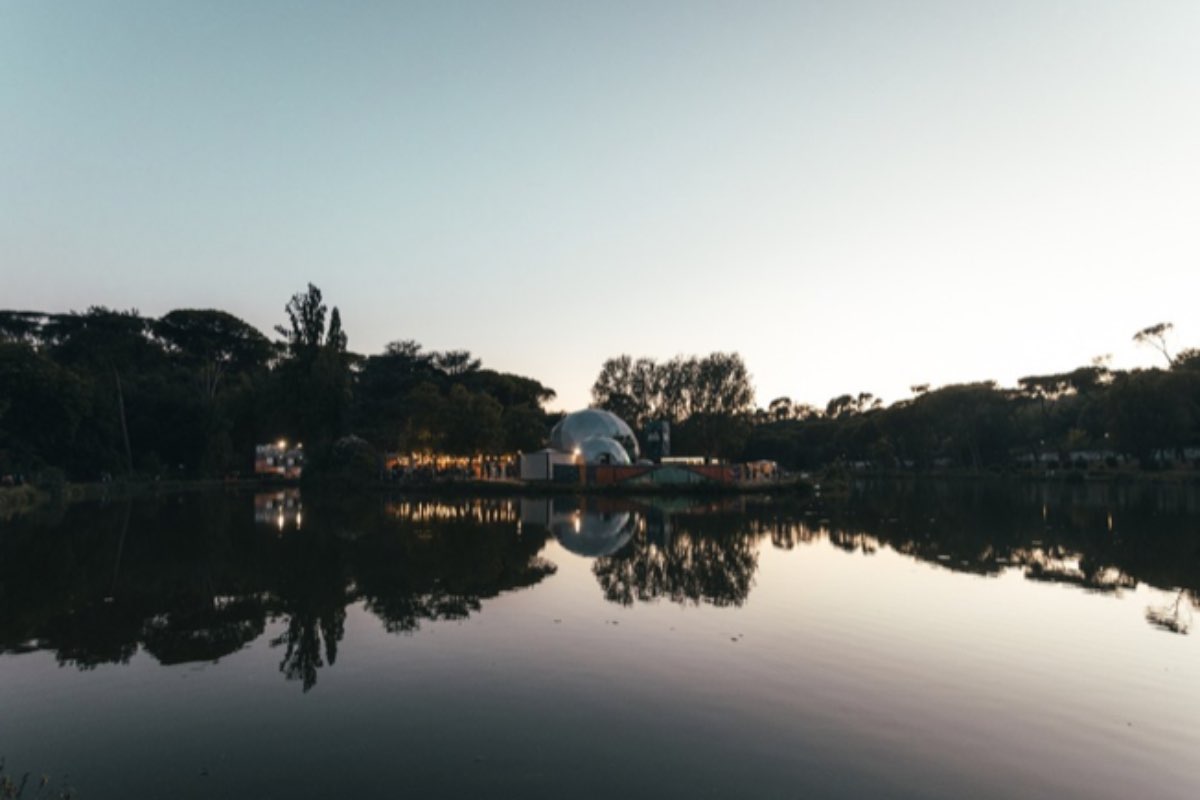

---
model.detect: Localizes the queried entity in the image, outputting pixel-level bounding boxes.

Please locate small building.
[644,420,671,463]
[519,449,578,481]
[255,441,303,479]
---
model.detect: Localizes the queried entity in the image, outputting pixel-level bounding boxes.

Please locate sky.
[2,0,1198,411]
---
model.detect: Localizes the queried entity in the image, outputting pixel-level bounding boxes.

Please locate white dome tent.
[548,409,640,463]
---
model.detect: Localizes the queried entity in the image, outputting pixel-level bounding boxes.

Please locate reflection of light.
[383,499,520,525]
[573,513,581,534]
[277,513,284,531]
[296,511,303,529]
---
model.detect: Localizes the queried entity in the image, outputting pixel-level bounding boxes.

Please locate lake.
[1,481,1198,798]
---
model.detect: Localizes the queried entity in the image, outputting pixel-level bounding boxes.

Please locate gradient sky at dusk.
[3,1,1198,410]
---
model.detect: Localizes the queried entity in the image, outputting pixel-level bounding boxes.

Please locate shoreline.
[4,467,1198,520]
[0,477,283,520]
[1,476,813,519]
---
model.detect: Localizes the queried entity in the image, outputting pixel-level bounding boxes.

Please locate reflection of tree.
[6,484,1200,683]
[271,609,345,692]
[353,509,553,634]
[815,480,1200,634]
[267,530,351,692]
[756,517,820,551]
[0,494,559,691]
[593,522,757,607]
[142,597,266,665]
[39,602,142,669]
[1145,590,1196,635]
[1019,548,1137,594]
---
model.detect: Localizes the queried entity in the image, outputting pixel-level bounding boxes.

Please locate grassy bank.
[0,485,43,519]
[0,477,288,521]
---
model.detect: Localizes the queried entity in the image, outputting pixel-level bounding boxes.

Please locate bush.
[311,435,380,486]
[33,467,67,492]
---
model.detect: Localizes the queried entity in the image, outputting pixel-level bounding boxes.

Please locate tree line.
[741,325,1200,471]
[593,323,1200,471]
[0,283,556,480]
[590,352,755,458]
[4,294,1199,481]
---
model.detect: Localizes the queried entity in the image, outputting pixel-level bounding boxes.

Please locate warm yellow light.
[277,439,287,449]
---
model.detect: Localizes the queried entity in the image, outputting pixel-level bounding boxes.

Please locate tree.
[590,351,756,456]
[433,349,481,376]
[1174,349,1200,372]
[42,308,158,475]
[657,356,698,422]
[1107,370,1193,467]
[0,341,89,472]
[441,385,504,455]
[1134,322,1175,367]
[591,355,661,428]
[326,308,347,353]
[276,283,346,362]
[155,309,271,400]
[825,392,880,419]
[0,311,49,344]
[768,396,793,422]
[270,285,352,453]
[592,355,636,415]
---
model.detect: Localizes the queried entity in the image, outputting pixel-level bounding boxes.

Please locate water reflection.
[592,501,759,607]
[254,489,302,531]
[1,482,1198,693]
[520,498,637,556]
[0,493,553,690]
[1146,589,1196,634]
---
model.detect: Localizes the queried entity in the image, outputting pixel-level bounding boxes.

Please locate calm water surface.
[1,482,1198,798]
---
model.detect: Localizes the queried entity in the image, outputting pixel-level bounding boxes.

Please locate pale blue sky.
[3,1,1198,410]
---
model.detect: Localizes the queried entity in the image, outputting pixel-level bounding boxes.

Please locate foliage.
[0,286,558,480]
[1134,322,1176,367]
[4,303,1198,477]
[0,759,74,799]
[591,351,755,457]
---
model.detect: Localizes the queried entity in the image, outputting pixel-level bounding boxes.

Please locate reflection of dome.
[551,510,636,557]
[577,436,631,466]
[550,409,639,462]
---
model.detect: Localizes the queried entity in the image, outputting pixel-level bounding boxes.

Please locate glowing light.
[277,439,287,449]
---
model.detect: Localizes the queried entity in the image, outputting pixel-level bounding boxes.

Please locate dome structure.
[577,436,632,466]
[550,409,639,462]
